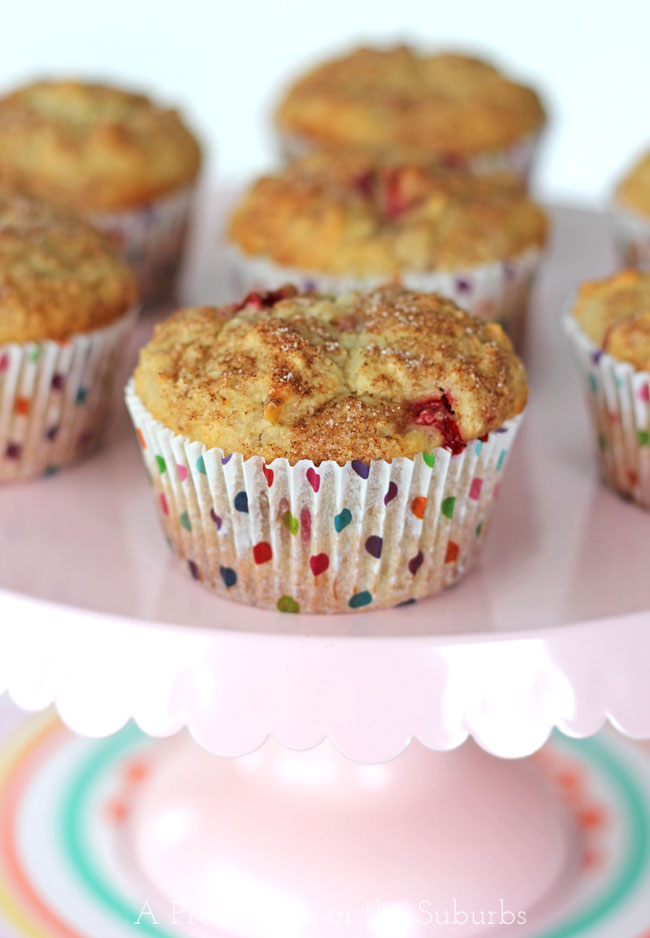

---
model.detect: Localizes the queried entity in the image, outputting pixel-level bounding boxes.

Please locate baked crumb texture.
[566,270,650,508]
[0,186,138,480]
[0,80,200,304]
[616,150,650,219]
[0,80,201,212]
[127,378,524,613]
[573,269,650,371]
[276,46,546,161]
[228,153,547,344]
[0,186,137,344]
[227,243,541,349]
[229,152,548,275]
[134,285,527,464]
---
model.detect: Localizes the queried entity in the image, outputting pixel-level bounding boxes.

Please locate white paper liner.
[277,132,542,185]
[126,380,524,613]
[564,315,650,508]
[226,243,541,347]
[0,307,137,483]
[92,186,195,304]
[609,200,650,271]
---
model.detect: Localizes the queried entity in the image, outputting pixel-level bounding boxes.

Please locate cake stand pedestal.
[130,736,574,938]
[1,203,649,937]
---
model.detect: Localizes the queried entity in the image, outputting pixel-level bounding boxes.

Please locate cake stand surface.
[1,198,650,937]
[0,199,647,763]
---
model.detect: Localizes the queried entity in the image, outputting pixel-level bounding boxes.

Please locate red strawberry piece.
[235,285,298,312]
[383,168,409,220]
[353,169,377,198]
[382,167,423,220]
[412,393,466,455]
[242,291,264,310]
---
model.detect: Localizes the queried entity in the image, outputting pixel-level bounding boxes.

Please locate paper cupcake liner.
[92,186,195,305]
[277,132,542,185]
[564,314,650,508]
[0,307,137,483]
[609,201,650,271]
[125,380,524,614]
[226,244,541,347]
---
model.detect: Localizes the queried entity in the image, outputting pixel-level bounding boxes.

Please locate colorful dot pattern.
[130,392,522,614]
[334,508,352,531]
[567,315,650,508]
[1,310,135,482]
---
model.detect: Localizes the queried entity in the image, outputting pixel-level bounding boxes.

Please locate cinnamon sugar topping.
[134,285,527,464]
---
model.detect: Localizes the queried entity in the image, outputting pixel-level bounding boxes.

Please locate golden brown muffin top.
[275,46,546,158]
[616,150,650,217]
[0,187,138,343]
[229,151,547,275]
[0,80,202,212]
[573,269,650,370]
[134,284,527,464]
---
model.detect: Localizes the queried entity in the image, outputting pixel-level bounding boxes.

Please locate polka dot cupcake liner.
[226,244,541,349]
[125,380,524,614]
[609,202,650,271]
[277,133,542,185]
[92,186,195,306]
[0,306,138,483]
[564,315,650,508]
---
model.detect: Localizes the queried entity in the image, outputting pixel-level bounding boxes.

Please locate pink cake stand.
[0,199,648,937]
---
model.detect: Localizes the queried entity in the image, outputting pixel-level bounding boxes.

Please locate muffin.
[565,269,650,507]
[275,46,546,182]
[227,151,548,345]
[0,80,202,303]
[0,187,138,482]
[611,151,650,270]
[126,284,527,613]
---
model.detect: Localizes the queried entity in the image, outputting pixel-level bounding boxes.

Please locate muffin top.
[134,284,527,464]
[573,269,650,371]
[616,150,650,217]
[0,187,138,343]
[229,152,547,276]
[275,46,546,158]
[0,80,202,212]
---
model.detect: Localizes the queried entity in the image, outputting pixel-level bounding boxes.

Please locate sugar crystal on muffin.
[0,185,137,343]
[573,269,650,370]
[134,284,527,464]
